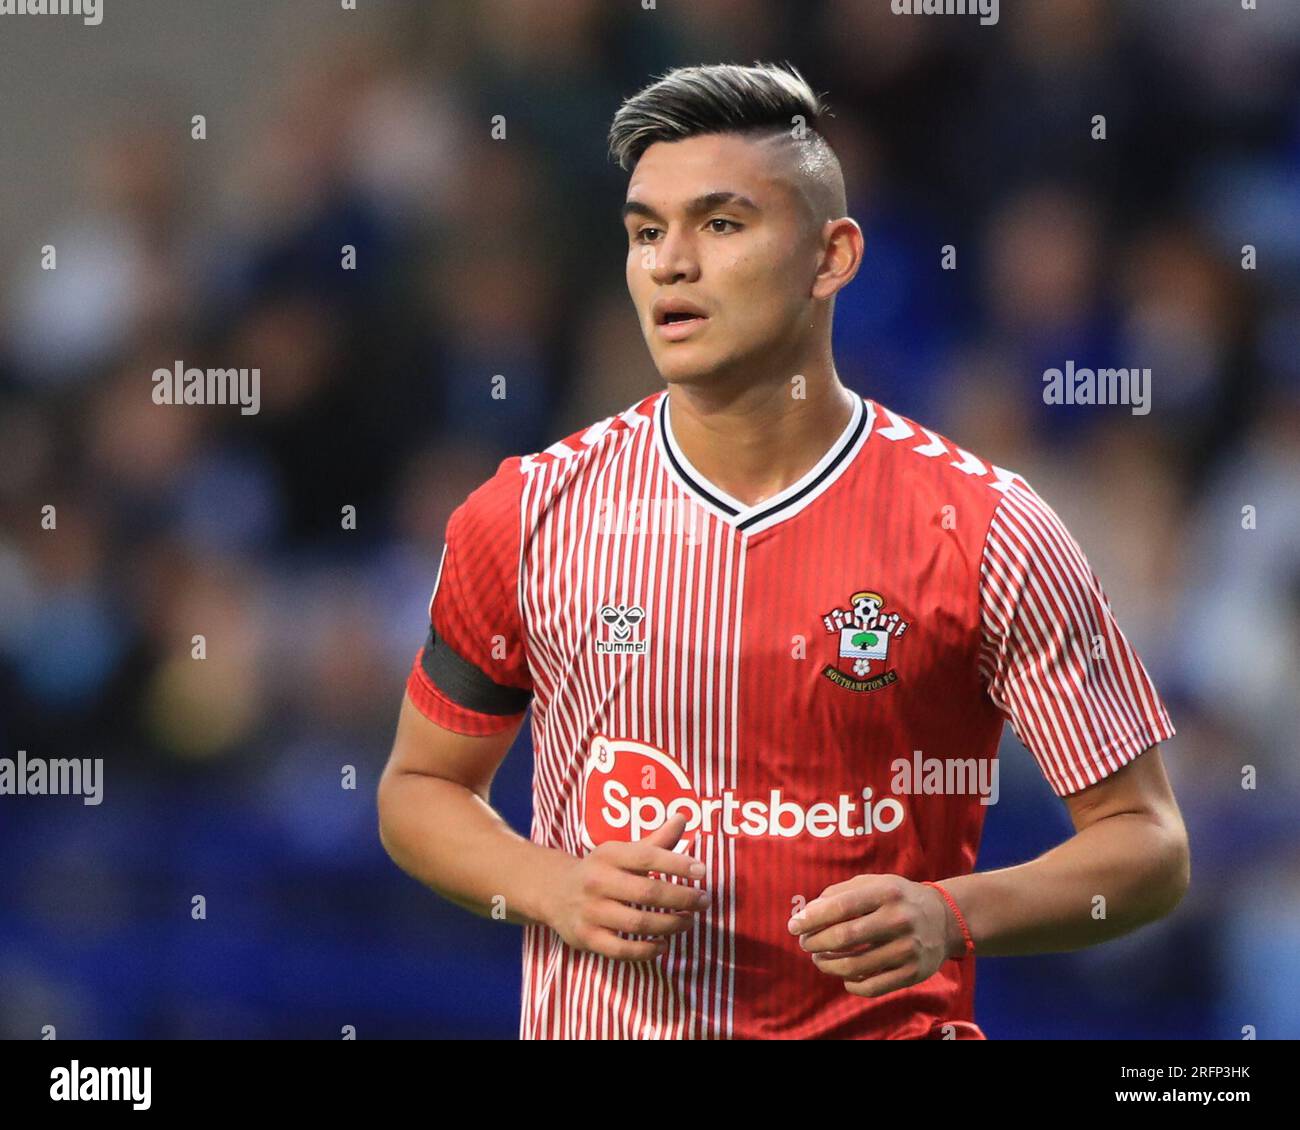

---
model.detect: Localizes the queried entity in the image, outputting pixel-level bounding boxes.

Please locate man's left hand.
[787,874,960,998]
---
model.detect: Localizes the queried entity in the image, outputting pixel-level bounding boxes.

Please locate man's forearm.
[935,812,1190,958]
[377,769,576,928]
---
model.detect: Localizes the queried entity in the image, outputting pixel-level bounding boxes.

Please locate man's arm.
[377,692,566,927]
[788,745,1189,996]
[791,476,1188,997]
[930,475,1190,955]
[377,692,708,960]
[931,743,1190,958]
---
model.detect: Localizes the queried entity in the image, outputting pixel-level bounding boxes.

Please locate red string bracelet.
[922,880,975,958]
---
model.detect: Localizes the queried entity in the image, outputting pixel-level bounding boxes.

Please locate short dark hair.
[608,61,832,172]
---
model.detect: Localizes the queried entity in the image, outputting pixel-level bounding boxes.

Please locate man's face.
[622,132,816,386]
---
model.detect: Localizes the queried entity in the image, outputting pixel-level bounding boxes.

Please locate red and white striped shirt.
[406,389,1175,1039]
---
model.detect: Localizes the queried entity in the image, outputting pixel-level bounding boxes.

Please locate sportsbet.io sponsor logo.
[580,735,906,848]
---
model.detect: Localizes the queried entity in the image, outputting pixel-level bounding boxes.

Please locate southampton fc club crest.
[820,590,910,692]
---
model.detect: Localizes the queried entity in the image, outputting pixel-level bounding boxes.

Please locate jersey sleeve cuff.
[1050,711,1177,797]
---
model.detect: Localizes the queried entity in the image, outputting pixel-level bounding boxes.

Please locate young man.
[377,62,1188,1040]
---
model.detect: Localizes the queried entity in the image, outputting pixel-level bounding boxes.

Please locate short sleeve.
[977,479,1175,796]
[406,459,534,736]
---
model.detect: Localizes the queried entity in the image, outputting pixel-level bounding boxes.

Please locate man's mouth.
[656,313,707,339]
[654,306,710,340]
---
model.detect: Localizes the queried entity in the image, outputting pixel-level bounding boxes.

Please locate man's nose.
[648,227,700,285]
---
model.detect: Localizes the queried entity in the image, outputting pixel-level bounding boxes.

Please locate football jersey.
[405,389,1176,1040]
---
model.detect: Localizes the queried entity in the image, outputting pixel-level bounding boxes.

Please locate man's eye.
[635,227,661,243]
[708,218,740,233]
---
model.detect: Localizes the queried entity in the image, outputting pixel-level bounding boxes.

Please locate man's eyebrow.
[621,191,760,222]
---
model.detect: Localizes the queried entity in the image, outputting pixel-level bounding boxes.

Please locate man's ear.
[812,216,864,302]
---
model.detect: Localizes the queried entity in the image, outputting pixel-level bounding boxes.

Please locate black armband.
[419,624,531,715]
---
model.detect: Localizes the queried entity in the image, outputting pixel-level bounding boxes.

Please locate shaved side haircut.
[608,61,848,228]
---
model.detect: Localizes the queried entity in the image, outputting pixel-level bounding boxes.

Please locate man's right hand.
[541,815,710,962]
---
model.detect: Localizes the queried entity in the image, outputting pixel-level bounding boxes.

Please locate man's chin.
[653,348,730,386]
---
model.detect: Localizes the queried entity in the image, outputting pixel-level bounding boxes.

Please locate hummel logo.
[596,603,647,654]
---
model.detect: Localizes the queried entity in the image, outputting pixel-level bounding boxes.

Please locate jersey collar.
[655,390,873,536]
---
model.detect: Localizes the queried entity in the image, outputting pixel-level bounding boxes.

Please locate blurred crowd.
[0,0,1297,1038]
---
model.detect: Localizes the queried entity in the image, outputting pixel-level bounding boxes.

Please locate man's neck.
[664,371,857,509]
